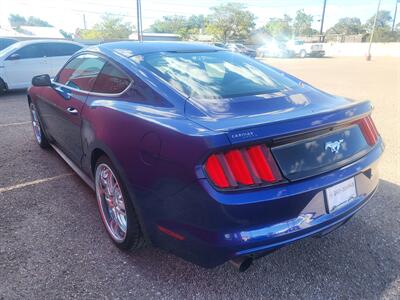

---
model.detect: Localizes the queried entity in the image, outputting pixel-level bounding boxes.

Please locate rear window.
[134,51,297,99]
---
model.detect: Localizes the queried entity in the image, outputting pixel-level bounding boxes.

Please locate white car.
[286,40,325,58]
[0,39,83,94]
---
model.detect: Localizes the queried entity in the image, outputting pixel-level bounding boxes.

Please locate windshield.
[133,50,298,99]
[0,42,20,57]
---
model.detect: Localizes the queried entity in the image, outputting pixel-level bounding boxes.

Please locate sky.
[0,0,397,33]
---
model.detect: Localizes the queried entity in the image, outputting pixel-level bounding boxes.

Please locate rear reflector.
[356,116,379,146]
[205,144,282,189]
[157,225,185,240]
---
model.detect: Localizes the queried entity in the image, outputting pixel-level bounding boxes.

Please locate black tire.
[95,155,145,250]
[0,78,7,96]
[29,102,50,148]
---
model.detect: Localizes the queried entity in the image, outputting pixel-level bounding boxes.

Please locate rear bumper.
[310,50,325,56]
[152,141,383,268]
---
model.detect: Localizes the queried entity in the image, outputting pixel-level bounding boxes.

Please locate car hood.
[185,86,369,143]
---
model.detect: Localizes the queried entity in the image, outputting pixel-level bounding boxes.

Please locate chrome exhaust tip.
[229,256,253,272]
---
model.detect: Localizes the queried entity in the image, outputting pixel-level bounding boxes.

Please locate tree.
[26,16,52,27]
[9,14,27,28]
[364,10,400,42]
[293,9,314,36]
[149,14,206,40]
[263,14,292,39]
[59,29,73,39]
[366,10,392,31]
[206,3,256,42]
[150,15,188,36]
[79,14,133,40]
[8,14,52,28]
[327,17,364,35]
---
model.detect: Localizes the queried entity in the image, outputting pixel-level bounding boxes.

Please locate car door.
[3,43,50,89]
[37,54,106,165]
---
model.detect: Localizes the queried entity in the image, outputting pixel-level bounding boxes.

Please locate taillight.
[204,144,283,189]
[355,115,379,146]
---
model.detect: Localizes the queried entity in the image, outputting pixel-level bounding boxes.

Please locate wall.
[323,42,400,57]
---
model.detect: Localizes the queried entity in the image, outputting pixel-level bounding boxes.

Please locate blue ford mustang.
[27,42,383,271]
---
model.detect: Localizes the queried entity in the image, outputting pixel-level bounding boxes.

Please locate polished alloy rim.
[30,105,42,144]
[95,163,127,242]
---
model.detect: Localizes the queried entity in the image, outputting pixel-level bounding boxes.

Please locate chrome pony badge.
[325,139,344,154]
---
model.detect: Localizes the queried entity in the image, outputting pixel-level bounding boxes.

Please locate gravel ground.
[0,57,399,299]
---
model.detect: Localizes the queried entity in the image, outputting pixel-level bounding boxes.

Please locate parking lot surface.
[0,57,399,299]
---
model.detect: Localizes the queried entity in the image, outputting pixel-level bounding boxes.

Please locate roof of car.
[12,39,83,47]
[95,41,221,57]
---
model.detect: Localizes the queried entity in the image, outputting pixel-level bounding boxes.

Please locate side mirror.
[7,53,20,60]
[32,74,51,87]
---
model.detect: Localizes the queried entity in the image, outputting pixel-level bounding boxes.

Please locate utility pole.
[319,0,327,42]
[83,14,87,30]
[136,0,143,41]
[367,0,382,61]
[392,0,399,32]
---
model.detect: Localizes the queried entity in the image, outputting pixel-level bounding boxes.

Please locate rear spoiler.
[227,100,373,145]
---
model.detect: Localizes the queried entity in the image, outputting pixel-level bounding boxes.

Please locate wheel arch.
[87,142,151,242]
[0,77,8,94]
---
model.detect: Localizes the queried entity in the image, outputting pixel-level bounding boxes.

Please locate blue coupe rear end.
[28,42,383,270]
[123,45,383,268]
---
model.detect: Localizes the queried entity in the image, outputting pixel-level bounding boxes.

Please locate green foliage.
[293,9,314,36]
[206,3,256,42]
[327,17,364,35]
[59,29,73,39]
[79,14,133,40]
[366,10,392,31]
[9,14,27,28]
[369,28,400,42]
[149,14,206,40]
[9,14,53,28]
[263,14,292,39]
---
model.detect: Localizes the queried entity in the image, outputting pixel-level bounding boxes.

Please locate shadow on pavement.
[126,179,399,298]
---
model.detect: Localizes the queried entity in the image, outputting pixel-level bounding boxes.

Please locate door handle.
[66,107,78,115]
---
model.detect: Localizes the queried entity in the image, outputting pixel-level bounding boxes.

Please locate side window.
[56,54,106,91]
[92,62,131,94]
[47,43,82,57]
[7,44,45,59]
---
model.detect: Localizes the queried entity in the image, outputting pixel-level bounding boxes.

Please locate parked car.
[225,43,256,57]
[212,42,227,49]
[0,37,18,51]
[28,42,383,271]
[257,40,293,58]
[286,40,325,58]
[0,39,83,95]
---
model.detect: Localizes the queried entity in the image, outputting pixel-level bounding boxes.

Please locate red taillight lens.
[205,154,230,188]
[225,149,254,185]
[356,116,379,146]
[204,144,282,189]
[248,145,281,182]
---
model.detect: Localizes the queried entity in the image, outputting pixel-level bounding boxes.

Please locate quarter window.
[56,54,106,91]
[92,62,131,94]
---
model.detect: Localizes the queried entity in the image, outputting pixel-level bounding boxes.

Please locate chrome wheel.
[30,104,42,144]
[96,163,127,242]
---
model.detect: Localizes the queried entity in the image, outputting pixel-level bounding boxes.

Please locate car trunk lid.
[186,89,376,183]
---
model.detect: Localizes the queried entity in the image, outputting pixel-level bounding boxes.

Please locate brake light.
[356,116,379,146]
[204,144,282,189]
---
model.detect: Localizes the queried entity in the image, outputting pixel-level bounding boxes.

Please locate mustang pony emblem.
[325,139,344,154]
